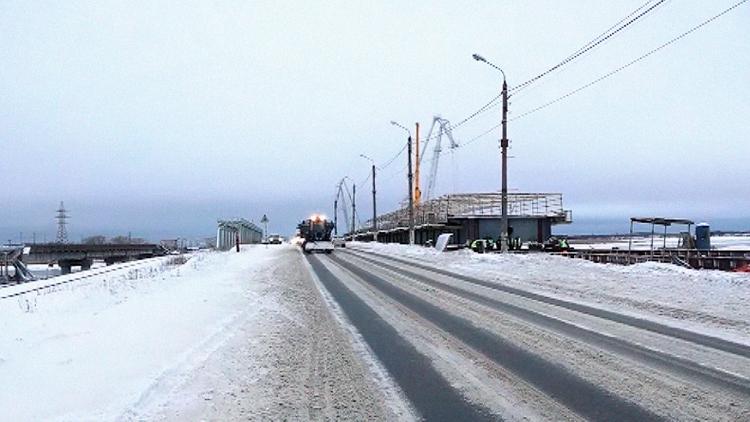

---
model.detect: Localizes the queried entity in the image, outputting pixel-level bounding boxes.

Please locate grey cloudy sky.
[2,0,748,241]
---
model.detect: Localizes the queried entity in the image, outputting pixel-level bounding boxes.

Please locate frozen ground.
[570,234,750,250]
[349,242,750,346]
[24,262,108,279]
[0,245,398,421]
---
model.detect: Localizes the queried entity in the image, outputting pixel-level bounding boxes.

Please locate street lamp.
[343,175,356,238]
[359,154,378,241]
[473,53,509,252]
[390,121,415,245]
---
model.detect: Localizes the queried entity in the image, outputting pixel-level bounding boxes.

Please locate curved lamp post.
[473,53,509,253]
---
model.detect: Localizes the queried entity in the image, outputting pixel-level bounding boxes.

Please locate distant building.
[160,239,179,250]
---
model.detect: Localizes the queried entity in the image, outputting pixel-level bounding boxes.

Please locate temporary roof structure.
[629,217,696,256]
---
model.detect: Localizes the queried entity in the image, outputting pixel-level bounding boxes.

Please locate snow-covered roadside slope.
[349,242,750,345]
[571,234,750,250]
[0,247,276,421]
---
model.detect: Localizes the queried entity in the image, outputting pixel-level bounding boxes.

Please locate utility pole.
[414,122,421,207]
[360,154,378,242]
[474,53,509,252]
[391,121,415,245]
[351,184,356,238]
[371,163,377,239]
[407,135,414,245]
[334,199,338,235]
[500,78,509,253]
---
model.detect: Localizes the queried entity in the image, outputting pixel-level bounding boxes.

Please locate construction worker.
[559,237,569,250]
[484,236,495,251]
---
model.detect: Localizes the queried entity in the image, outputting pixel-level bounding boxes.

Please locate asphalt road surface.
[305,248,750,421]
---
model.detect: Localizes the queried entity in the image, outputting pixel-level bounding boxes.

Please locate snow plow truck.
[298,214,335,254]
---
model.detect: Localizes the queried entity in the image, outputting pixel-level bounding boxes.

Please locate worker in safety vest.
[559,238,569,250]
[484,237,495,250]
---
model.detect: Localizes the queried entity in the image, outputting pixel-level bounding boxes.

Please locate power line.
[339,178,364,229]
[456,123,503,150]
[511,0,748,122]
[379,143,407,170]
[447,93,503,130]
[349,1,745,201]
[511,0,668,94]
[358,171,372,187]
[355,1,667,182]
[437,1,669,131]
[381,162,408,182]
[441,0,747,156]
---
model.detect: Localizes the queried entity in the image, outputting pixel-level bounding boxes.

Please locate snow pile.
[571,234,750,250]
[349,242,750,345]
[0,246,278,421]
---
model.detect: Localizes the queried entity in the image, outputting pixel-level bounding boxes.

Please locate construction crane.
[419,116,459,201]
[334,178,353,234]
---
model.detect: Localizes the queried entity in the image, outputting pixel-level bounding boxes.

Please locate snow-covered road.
[349,242,750,345]
[306,244,750,421]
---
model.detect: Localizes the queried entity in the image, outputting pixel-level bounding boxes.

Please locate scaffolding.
[358,192,572,234]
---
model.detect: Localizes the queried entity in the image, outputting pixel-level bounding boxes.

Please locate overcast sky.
[2,0,748,241]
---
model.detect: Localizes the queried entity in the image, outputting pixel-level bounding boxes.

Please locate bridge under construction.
[347,192,572,246]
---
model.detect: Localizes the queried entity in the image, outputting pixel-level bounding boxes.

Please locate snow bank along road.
[0,246,406,421]
[307,246,750,421]
[3,243,748,420]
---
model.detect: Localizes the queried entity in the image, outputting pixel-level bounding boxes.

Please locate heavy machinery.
[298,214,335,254]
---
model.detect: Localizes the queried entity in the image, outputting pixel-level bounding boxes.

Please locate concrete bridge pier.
[59,258,94,274]
[59,261,72,275]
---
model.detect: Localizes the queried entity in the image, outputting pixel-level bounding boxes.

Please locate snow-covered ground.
[0,245,398,421]
[349,242,750,346]
[0,248,277,421]
[24,262,108,279]
[570,234,750,250]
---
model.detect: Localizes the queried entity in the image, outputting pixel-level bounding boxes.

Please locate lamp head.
[472,53,486,62]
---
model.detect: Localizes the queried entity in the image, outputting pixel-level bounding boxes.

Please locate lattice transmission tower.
[55,201,69,244]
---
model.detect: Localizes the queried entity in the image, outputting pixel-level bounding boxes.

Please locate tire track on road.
[306,254,497,421]
[342,250,750,395]
[327,253,663,422]
[348,248,750,358]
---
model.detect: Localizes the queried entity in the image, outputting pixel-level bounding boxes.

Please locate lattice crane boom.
[420,116,459,201]
[334,179,352,234]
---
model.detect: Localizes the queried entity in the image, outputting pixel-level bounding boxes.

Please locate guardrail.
[556,249,750,272]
